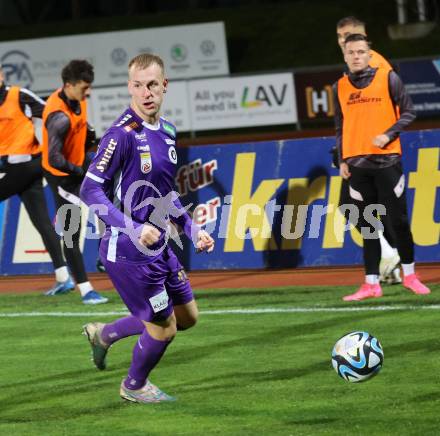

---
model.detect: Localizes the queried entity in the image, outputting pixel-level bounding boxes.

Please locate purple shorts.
[103,246,193,322]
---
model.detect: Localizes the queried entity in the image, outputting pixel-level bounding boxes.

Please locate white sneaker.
[120,380,176,403]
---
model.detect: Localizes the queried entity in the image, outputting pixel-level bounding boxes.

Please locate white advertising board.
[0,22,229,93]
[12,196,91,264]
[188,73,297,130]
[88,80,190,136]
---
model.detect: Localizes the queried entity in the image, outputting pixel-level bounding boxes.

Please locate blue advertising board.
[0,130,439,275]
[399,59,440,117]
[177,130,440,270]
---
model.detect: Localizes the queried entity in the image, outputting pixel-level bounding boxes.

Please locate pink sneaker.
[343,283,383,301]
[403,274,431,295]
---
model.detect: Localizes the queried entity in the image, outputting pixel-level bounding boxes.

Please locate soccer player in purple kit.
[80,53,214,404]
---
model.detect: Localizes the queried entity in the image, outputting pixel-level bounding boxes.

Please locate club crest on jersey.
[168,146,177,164]
[140,152,152,174]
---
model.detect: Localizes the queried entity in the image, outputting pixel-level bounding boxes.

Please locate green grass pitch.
[0,283,439,435]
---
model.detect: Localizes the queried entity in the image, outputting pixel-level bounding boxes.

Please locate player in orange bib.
[0,63,74,294]
[333,33,430,301]
[335,16,402,285]
[41,60,107,305]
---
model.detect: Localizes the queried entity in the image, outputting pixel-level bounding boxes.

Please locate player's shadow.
[173,360,330,394]
[263,165,330,269]
[162,311,383,367]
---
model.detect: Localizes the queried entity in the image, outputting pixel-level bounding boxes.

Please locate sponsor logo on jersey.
[165,138,175,145]
[168,146,178,164]
[124,121,139,132]
[96,138,117,172]
[137,145,150,151]
[162,122,176,138]
[135,132,148,142]
[149,289,169,313]
[140,152,152,174]
[349,91,361,101]
[347,91,382,105]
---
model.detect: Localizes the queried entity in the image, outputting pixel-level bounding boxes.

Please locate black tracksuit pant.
[345,162,414,275]
[0,155,65,270]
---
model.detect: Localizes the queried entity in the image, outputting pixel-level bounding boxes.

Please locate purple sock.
[124,328,172,390]
[101,316,144,345]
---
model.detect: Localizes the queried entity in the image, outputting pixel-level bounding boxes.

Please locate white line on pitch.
[202,305,440,314]
[0,305,439,318]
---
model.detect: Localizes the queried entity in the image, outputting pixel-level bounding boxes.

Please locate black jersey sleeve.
[383,71,416,143]
[18,88,46,118]
[45,111,84,176]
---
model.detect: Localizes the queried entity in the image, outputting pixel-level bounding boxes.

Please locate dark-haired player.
[335,16,401,284]
[334,34,430,300]
[42,59,108,304]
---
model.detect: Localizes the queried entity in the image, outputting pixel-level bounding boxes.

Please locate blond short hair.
[128,53,165,75]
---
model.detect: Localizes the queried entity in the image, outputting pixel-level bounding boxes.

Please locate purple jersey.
[80,107,194,263]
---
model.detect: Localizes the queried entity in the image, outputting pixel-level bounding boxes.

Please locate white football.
[332,331,384,382]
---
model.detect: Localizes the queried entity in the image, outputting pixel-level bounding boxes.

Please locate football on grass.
[332,331,384,382]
